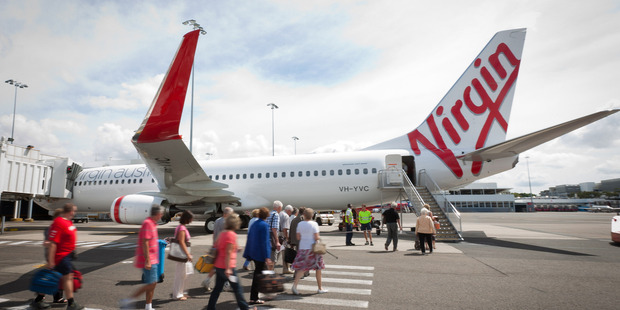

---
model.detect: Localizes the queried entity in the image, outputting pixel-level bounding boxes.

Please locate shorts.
[54,254,74,275]
[142,264,159,284]
[360,223,372,231]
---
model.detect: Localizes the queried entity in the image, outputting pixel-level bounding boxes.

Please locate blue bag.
[30,268,62,295]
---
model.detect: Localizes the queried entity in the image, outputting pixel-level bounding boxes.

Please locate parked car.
[316,211,335,226]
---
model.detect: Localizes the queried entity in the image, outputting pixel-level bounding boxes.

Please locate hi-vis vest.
[358,210,372,224]
[345,208,353,224]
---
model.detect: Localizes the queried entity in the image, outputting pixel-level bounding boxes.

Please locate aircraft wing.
[458,109,619,162]
[131,30,237,205]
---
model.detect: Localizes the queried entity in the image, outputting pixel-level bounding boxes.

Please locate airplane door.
[402,155,415,184]
[385,154,403,186]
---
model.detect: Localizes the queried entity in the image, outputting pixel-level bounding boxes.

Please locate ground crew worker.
[345,204,355,246]
[358,204,373,246]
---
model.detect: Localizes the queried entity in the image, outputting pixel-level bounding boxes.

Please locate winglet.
[133,30,200,143]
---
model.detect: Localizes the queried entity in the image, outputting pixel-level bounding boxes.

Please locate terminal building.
[445,183,516,212]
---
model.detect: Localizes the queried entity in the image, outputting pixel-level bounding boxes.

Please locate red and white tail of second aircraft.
[39,28,617,232]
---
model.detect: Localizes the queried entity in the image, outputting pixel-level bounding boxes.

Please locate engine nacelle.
[110,194,165,224]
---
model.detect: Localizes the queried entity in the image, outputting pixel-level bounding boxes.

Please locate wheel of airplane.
[316,217,323,226]
[240,215,250,229]
[204,216,217,234]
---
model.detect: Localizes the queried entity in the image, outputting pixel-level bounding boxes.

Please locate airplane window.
[355,169,359,175]
[98,180,102,185]
[229,174,233,179]
[116,180,119,184]
[363,168,368,174]
[290,171,294,177]
[282,172,286,178]
[223,175,226,180]
[330,170,334,176]
[306,171,310,177]
[215,175,220,180]
[134,179,137,184]
[243,174,247,179]
[298,171,302,177]
[209,175,212,179]
[346,169,351,175]
[273,172,277,178]
[139,179,143,183]
[266,173,270,178]
[103,180,107,185]
[312,170,317,176]
[338,169,343,175]
[322,170,326,176]
[121,180,125,184]
[236,174,240,179]
[372,168,377,174]
[258,173,262,179]
[250,173,254,179]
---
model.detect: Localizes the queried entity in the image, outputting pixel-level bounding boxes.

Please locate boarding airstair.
[378,167,463,242]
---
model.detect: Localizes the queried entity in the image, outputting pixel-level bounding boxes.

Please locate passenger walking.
[267,201,283,263]
[416,208,436,255]
[288,207,305,251]
[345,204,355,246]
[121,205,163,310]
[243,207,273,305]
[202,207,233,290]
[358,204,374,246]
[31,208,64,309]
[280,205,294,274]
[242,209,260,271]
[172,210,193,301]
[207,214,255,310]
[291,208,327,295]
[383,202,402,251]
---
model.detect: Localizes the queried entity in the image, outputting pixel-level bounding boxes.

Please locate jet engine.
[110,194,165,224]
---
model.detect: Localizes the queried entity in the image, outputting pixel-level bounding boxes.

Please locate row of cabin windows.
[74,178,156,186]
[210,167,378,181]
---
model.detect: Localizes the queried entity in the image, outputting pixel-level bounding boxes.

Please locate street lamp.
[292,136,299,155]
[182,19,207,153]
[5,79,28,144]
[526,156,534,211]
[267,103,279,156]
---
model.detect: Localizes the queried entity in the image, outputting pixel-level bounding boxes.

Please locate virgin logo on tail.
[408,43,521,178]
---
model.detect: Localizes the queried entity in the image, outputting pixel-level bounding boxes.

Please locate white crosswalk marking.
[8,241,32,245]
[277,295,369,308]
[326,264,375,270]
[100,242,134,248]
[284,284,372,295]
[80,242,109,248]
[303,277,373,285]
[0,298,101,310]
[312,270,373,277]
[0,241,11,244]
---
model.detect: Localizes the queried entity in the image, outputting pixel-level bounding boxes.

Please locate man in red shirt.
[45,203,84,310]
[121,205,163,310]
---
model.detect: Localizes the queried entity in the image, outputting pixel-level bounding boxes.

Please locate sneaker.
[317,289,329,294]
[202,278,212,291]
[30,300,51,310]
[393,248,398,251]
[292,286,300,295]
[370,241,374,246]
[384,245,388,251]
[66,301,85,310]
[364,241,369,245]
[119,298,134,310]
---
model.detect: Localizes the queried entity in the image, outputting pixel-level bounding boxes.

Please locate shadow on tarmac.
[462,231,594,256]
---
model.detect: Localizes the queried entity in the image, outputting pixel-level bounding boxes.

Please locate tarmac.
[0,211,618,309]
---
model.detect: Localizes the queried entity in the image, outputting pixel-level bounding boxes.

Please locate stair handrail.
[417,169,462,234]
[400,169,424,216]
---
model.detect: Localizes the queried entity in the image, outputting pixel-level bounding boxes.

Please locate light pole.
[267,103,279,156]
[526,156,534,211]
[5,79,28,144]
[292,136,299,155]
[182,20,206,153]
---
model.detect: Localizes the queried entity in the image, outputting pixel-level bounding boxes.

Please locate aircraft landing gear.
[204,216,217,234]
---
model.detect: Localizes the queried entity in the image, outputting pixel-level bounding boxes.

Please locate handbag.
[257,270,285,294]
[284,247,297,264]
[312,239,327,255]
[167,226,191,262]
[194,254,214,273]
[30,268,63,295]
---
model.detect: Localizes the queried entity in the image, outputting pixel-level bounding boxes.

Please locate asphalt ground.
[0,212,618,310]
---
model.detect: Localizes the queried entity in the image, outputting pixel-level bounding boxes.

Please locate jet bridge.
[0,138,81,226]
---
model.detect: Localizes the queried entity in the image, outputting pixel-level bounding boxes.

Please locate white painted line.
[119,244,137,249]
[284,284,372,295]
[8,241,31,245]
[277,294,368,308]
[0,241,11,244]
[100,242,133,248]
[303,277,373,285]
[326,264,374,270]
[310,270,374,277]
[0,298,9,302]
[80,242,109,248]
[75,241,100,246]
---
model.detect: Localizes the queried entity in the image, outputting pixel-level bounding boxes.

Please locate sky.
[1,0,619,195]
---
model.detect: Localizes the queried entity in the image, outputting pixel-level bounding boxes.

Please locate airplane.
[37,28,619,233]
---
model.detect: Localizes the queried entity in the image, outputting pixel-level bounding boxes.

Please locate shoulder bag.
[167,225,191,262]
[312,239,327,255]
